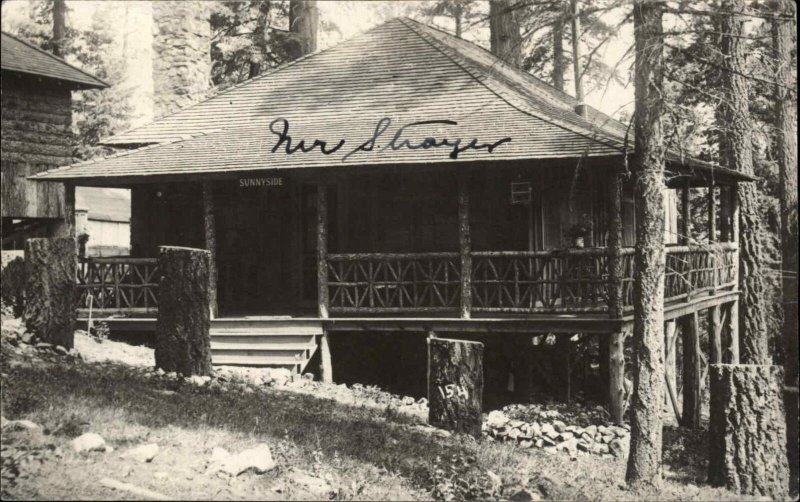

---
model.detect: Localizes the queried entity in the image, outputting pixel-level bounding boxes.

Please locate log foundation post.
[680,311,702,428]
[319,328,332,383]
[608,330,626,424]
[664,320,678,409]
[722,300,740,364]
[709,305,722,364]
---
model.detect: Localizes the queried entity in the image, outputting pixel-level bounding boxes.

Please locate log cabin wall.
[1,74,71,220]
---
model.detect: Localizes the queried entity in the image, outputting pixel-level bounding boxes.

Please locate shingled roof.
[1,32,108,90]
[32,18,751,183]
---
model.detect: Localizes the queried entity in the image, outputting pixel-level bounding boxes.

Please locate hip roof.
[30,18,750,183]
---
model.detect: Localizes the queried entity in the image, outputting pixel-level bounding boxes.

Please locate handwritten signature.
[269,117,512,161]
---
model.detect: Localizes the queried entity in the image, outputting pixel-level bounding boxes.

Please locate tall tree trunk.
[552,10,566,92]
[771,0,798,492]
[570,0,585,116]
[287,0,318,61]
[625,0,666,488]
[52,0,67,57]
[720,0,770,366]
[489,0,522,67]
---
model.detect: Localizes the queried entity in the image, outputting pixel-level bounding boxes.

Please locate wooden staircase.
[209,318,322,374]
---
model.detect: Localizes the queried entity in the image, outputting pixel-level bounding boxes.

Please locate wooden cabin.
[33,18,751,417]
[1,32,107,248]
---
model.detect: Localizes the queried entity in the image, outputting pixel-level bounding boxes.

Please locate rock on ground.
[207,444,275,476]
[121,443,159,462]
[72,433,109,453]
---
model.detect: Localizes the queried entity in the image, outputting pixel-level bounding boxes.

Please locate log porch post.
[458,173,472,319]
[680,180,690,245]
[707,181,717,243]
[317,183,329,319]
[606,169,623,318]
[202,181,218,317]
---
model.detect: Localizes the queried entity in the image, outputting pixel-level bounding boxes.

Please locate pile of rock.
[482,405,630,460]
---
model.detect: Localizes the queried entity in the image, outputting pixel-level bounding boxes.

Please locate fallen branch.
[98,477,170,501]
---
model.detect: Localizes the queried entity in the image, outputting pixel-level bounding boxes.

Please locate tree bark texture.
[489,0,522,67]
[52,0,67,57]
[680,312,702,429]
[287,0,318,60]
[626,0,666,488]
[428,338,484,437]
[23,237,76,349]
[771,2,798,491]
[570,0,585,115]
[720,0,770,366]
[552,11,566,92]
[155,246,212,376]
[708,364,789,498]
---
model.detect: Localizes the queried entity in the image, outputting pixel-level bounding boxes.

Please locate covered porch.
[75,158,741,326]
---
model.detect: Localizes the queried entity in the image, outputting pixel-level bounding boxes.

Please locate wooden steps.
[210,318,323,373]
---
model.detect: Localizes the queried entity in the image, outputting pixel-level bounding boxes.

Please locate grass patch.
[1,345,758,501]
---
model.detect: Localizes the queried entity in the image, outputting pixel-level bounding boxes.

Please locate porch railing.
[76,257,160,314]
[73,244,737,317]
[470,249,615,313]
[662,242,738,305]
[326,252,461,313]
[325,244,738,316]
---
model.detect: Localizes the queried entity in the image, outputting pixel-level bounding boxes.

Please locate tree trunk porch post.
[202,181,218,318]
[680,180,691,245]
[458,173,472,319]
[317,182,329,319]
[606,168,624,318]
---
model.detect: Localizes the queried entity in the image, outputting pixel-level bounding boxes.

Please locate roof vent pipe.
[575,103,588,118]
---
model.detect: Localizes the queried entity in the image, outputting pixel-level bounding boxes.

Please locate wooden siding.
[1,75,70,219]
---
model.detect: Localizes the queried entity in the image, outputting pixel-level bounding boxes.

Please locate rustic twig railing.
[326,253,461,313]
[326,245,737,316]
[470,249,614,313]
[661,242,738,305]
[76,257,159,314]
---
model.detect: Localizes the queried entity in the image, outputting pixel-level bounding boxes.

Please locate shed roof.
[1,32,108,90]
[31,18,751,183]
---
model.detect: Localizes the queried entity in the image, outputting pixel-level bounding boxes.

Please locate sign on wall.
[239,177,285,188]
